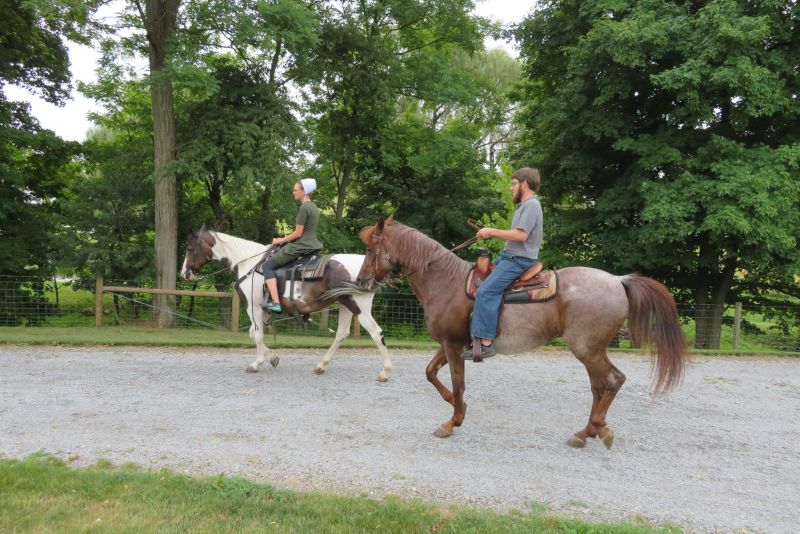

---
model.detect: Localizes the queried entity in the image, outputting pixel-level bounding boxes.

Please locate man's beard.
[513,188,523,204]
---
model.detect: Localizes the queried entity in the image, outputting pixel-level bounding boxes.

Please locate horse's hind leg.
[313,306,353,376]
[568,349,626,449]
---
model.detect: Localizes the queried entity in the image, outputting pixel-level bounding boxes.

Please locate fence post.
[354,318,361,338]
[319,309,329,331]
[231,285,240,333]
[732,301,742,350]
[95,273,104,326]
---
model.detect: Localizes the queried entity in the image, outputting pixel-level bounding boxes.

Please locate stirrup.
[263,300,282,313]
[461,338,496,362]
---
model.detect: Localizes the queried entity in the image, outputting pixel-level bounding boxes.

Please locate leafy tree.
[514,0,800,348]
[175,56,305,243]
[347,90,505,249]
[302,0,488,221]
[60,117,155,288]
[0,0,99,322]
[1,0,99,275]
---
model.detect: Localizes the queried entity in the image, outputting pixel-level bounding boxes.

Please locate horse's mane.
[209,231,270,259]
[385,223,469,276]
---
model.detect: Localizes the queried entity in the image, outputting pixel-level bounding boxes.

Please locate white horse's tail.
[319,282,373,301]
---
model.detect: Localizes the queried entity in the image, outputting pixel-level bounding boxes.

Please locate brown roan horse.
[354,216,688,449]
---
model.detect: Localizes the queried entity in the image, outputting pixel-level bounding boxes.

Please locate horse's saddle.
[257,250,329,297]
[465,259,558,304]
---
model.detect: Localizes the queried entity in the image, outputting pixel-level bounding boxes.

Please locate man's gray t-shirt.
[504,197,543,260]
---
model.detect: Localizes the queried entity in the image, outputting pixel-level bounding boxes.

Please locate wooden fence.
[93,274,360,336]
[94,274,240,332]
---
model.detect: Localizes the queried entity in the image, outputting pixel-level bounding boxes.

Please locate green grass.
[10,284,799,355]
[0,326,439,350]
[2,326,798,356]
[0,455,679,534]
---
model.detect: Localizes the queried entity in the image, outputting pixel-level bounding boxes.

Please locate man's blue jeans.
[470,251,535,341]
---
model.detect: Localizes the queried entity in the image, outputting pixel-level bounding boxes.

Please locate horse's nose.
[180,264,194,281]
[180,260,192,280]
[356,274,374,290]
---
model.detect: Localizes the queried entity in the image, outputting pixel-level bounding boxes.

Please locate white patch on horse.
[283,281,305,301]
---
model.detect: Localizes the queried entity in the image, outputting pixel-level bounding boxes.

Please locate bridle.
[367,233,395,279]
[184,236,216,279]
[186,246,212,277]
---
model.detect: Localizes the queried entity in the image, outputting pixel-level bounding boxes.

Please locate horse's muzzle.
[181,267,199,281]
[356,275,375,291]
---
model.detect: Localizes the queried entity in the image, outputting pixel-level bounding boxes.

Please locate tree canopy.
[514,0,800,347]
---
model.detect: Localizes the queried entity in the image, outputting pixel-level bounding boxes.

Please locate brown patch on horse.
[283,259,360,316]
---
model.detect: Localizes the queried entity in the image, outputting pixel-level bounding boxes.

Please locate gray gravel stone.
[1,345,797,533]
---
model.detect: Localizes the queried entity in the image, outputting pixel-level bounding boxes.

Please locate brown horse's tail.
[621,274,689,396]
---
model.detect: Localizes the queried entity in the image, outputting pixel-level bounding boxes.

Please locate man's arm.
[476,227,527,242]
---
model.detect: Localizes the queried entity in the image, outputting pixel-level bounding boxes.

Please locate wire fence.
[1,275,798,352]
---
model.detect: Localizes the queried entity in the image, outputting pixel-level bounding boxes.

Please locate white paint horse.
[180,227,392,381]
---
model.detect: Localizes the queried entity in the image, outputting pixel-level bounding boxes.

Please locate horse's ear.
[200,223,207,233]
[385,214,394,225]
[375,217,385,234]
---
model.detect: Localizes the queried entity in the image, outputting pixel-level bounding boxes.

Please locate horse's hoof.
[601,429,614,450]
[313,367,325,375]
[246,365,258,373]
[375,375,389,382]
[269,356,279,368]
[566,434,587,448]
[433,426,452,438]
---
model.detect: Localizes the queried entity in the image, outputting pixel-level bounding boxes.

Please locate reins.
[191,249,266,282]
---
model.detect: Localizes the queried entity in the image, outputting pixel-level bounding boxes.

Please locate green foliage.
[0,0,99,104]
[348,109,504,246]
[303,0,489,220]
[53,74,157,287]
[1,0,522,300]
[514,0,800,345]
[0,0,98,279]
[175,55,305,241]
[0,125,79,277]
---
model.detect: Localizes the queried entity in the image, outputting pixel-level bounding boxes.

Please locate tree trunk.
[140,0,180,327]
[209,171,232,231]
[694,255,738,349]
[256,187,273,243]
[335,159,352,221]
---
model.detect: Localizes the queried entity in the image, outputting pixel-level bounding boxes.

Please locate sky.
[4,0,538,142]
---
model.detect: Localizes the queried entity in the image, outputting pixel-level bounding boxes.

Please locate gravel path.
[1,345,798,533]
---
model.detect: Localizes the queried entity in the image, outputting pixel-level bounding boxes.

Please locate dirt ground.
[1,345,798,533]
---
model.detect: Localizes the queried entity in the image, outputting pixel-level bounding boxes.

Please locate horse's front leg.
[428,343,467,438]
[246,307,278,372]
[425,347,453,404]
